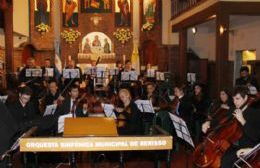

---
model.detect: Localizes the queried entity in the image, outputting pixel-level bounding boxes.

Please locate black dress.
[116,101,143,135]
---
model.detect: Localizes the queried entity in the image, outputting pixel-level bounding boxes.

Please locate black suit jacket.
[55,97,87,118]
[239,107,260,148]
[0,102,18,156]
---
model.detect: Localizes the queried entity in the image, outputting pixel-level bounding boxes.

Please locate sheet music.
[44,68,54,77]
[58,113,73,133]
[121,71,138,81]
[43,104,57,116]
[147,69,156,78]
[187,73,196,83]
[0,95,8,103]
[96,67,106,78]
[26,68,42,77]
[102,104,117,119]
[135,100,155,113]
[169,113,194,147]
[63,69,80,79]
[156,72,165,81]
[85,67,97,75]
[109,68,119,76]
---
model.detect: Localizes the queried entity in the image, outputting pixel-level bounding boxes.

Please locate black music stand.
[169,113,194,168]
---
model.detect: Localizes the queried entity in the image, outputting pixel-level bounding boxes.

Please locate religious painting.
[34,0,51,26]
[81,0,112,13]
[62,0,79,27]
[143,0,156,25]
[81,32,112,54]
[115,0,131,27]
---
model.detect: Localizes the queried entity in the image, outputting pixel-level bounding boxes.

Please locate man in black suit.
[0,102,18,167]
[55,84,87,118]
[221,86,260,168]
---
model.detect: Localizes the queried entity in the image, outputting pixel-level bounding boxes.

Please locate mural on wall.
[63,0,79,27]
[115,0,130,27]
[81,32,112,54]
[34,0,51,26]
[142,0,156,28]
[81,0,112,13]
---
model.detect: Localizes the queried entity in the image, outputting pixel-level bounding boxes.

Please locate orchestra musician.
[173,84,194,133]
[114,89,143,135]
[41,58,58,85]
[55,84,88,118]
[191,83,211,144]
[7,86,39,130]
[142,82,159,107]
[202,89,234,134]
[43,80,62,106]
[86,60,97,94]
[18,57,43,98]
[220,86,260,168]
[62,59,83,90]
[0,102,18,167]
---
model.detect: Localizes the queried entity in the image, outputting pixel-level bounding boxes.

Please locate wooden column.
[4,1,13,72]
[215,10,229,95]
[179,29,187,83]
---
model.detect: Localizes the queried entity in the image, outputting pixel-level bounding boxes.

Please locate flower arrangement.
[141,22,154,32]
[61,29,81,44]
[113,28,133,44]
[36,22,50,34]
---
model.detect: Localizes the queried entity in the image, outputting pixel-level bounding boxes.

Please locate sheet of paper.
[109,68,119,76]
[85,67,97,75]
[0,95,8,103]
[168,113,194,147]
[43,104,57,116]
[44,68,54,77]
[63,69,80,79]
[135,100,155,113]
[58,113,73,133]
[147,69,155,78]
[102,104,117,119]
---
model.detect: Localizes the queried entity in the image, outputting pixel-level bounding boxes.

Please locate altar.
[77,32,117,70]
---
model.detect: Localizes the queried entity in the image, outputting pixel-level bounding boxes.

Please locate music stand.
[147,69,156,78]
[168,113,194,148]
[25,68,43,78]
[85,67,97,76]
[135,100,155,114]
[156,72,165,81]
[109,68,120,94]
[44,68,54,78]
[121,71,138,81]
[63,69,80,79]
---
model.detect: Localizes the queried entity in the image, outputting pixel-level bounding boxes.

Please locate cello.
[193,93,260,168]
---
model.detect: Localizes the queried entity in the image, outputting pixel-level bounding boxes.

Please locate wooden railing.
[171,0,207,18]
